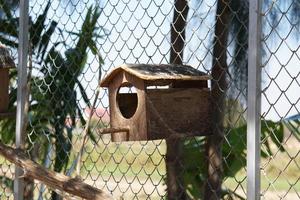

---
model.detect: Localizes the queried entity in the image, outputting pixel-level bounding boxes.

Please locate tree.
[43,6,102,199]
[0,2,104,199]
[1,2,58,198]
[167,0,189,199]
[169,0,300,199]
[203,0,300,198]
[204,1,230,199]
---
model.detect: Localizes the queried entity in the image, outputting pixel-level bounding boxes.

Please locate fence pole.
[15,0,29,199]
[247,0,262,199]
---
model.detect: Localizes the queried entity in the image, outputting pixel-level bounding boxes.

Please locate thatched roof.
[100,64,210,87]
[0,44,15,69]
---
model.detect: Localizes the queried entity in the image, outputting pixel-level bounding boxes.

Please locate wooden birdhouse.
[100,64,212,142]
[0,45,15,115]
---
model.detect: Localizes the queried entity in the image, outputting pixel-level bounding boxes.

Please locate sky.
[28,0,300,121]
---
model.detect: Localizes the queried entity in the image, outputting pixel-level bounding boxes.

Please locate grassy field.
[0,135,299,199]
[224,137,300,199]
[78,135,299,199]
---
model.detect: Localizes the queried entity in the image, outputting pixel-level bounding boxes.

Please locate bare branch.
[0,142,113,200]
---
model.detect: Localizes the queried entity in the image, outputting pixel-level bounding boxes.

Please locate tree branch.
[0,141,113,200]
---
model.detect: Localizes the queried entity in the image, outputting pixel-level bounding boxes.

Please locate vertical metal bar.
[247,0,262,200]
[15,0,29,199]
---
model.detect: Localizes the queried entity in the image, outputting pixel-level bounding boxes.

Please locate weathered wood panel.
[109,71,148,141]
[171,80,208,88]
[0,112,15,119]
[0,69,9,113]
[147,88,212,139]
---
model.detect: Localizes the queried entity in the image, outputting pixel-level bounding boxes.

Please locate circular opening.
[116,83,138,119]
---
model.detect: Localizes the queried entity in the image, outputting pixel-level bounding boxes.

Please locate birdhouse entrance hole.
[116,83,138,119]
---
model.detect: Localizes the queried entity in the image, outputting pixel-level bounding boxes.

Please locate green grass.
[78,136,300,193]
[224,141,300,193]
[79,138,166,181]
[224,172,300,192]
[0,135,298,199]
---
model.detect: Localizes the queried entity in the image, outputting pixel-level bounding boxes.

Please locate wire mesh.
[0,0,19,199]
[0,0,299,199]
[261,1,300,199]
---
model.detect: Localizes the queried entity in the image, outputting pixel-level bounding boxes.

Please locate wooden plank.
[0,69,9,113]
[144,79,208,87]
[109,71,148,141]
[0,142,113,200]
[171,80,208,88]
[97,127,129,135]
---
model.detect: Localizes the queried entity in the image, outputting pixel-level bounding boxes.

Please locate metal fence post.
[15,0,29,199]
[247,0,262,199]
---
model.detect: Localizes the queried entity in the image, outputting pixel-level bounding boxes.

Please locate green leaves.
[40,5,103,173]
[37,21,58,62]
[0,12,18,47]
[183,119,291,199]
[1,3,104,179]
[0,0,18,20]
[261,120,285,156]
[183,137,206,199]
[223,125,247,178]
[0,176,13,192]
[283,119,300,141]
[30,1,51,47]
[0,0,54,50]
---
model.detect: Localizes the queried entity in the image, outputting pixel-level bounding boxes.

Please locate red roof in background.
[84,107,110,123]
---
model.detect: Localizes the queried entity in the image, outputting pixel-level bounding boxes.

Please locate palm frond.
[30,1,51,47]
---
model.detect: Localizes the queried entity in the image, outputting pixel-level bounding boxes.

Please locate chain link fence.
[0,0,299,199]
[0,0,19,199]
[260,1,300,199]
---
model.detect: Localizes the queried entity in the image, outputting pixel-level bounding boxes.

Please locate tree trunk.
[167,0,189,199]
[204,1,230,200]
[166,138,186,200]
[170,0,189,65]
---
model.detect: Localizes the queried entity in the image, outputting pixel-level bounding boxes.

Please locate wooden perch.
[0,142,113,200]
[97,127,129,135]
[97,127,130,141]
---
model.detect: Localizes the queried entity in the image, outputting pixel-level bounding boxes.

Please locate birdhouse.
[100,64,212,142]
[0,45,15,115]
